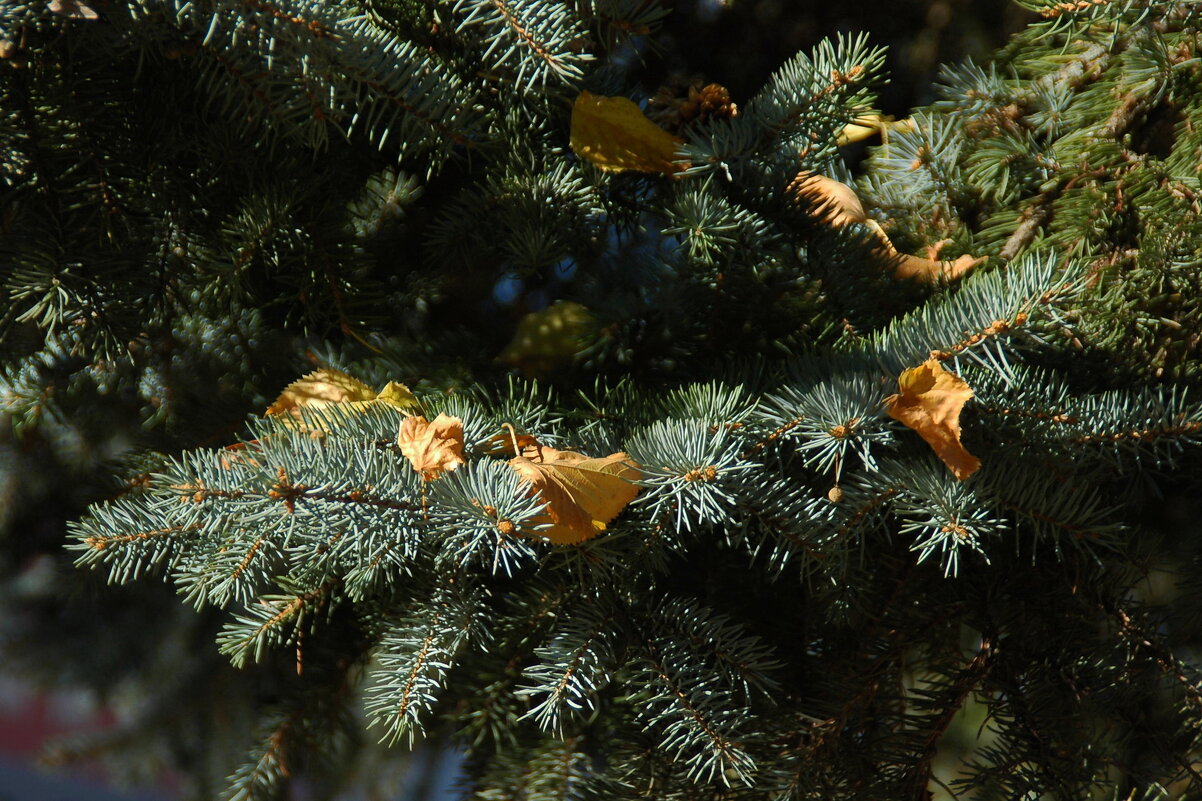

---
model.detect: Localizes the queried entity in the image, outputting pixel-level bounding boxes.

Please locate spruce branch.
[18,1,1202,797]
[898,635,997,800]
[217,579,339,668]
[635,634,758,787]
[518,595,619,733]
[453,0,590,87]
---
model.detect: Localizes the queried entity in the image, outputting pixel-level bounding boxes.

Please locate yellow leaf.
[836,113,916,146]
[508,447,641,545]
[497,301,598,377]
[885,359,981,481]
[398,414,467,481]
[266,369,419,425]
[375,381,421,411]
[787,170,983,284]
[267,368,376,415]
[570,91,686,174]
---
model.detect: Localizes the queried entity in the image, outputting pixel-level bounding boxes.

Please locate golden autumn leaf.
[376,381,419,409]
[885,359,981,481]
[267,368,375,414]
[398,414,467,481]
[787,171,984,284]
[508,447,641,545]
[497,301,598,377]
[266,369,419,422]
[836,113,916,146]
[570,91,687,174]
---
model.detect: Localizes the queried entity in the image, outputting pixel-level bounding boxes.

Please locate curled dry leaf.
[570,91,687,175]
[508,445,641,545]
[789,172,874,228]
[885,359,980,481]
[893,250,984,282]
[398,414,467,481]
[266,369,419,426]
[788,171,984,283]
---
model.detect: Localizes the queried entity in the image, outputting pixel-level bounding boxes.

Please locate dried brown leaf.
[398,414,467,481]
[788,171,872,228]
[885,359,981,480]
[788,171,984,284]
[266,369,419,429]
[508,449,641,545]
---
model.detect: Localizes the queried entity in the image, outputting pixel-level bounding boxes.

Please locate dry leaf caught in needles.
[892,249,983,283]
[375,381,419,409]
[398,414,467,481]
[267,369,419,425]
[508,445,641,545]
[885,359,980,480]
[788,171,984,283]
[268,369,376,414]
[789,172,874,228]
[836,113,915,146]
[570,91,687,175]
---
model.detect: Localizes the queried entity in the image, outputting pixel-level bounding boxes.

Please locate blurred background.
[0,1,1028,799]
[655,0,1032,115]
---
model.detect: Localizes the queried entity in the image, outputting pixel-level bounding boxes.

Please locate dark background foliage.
[656,0,1032,119]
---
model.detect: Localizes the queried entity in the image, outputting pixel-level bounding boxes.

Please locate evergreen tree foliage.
[3,0,1202,799]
